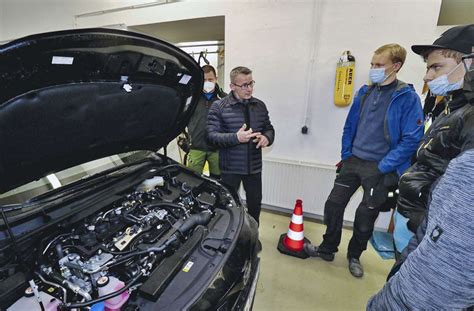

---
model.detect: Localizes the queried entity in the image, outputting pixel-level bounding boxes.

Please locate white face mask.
[203,81,215,93]
[427,62,464,96]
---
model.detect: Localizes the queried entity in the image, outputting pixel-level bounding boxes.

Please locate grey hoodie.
[367,149,474,310]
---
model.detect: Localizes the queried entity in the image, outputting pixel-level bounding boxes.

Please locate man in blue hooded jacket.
[304,43,424,278]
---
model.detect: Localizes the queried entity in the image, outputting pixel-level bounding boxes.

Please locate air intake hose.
[177,211,212,236]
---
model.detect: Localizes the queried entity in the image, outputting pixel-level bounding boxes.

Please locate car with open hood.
[0,28,260,311]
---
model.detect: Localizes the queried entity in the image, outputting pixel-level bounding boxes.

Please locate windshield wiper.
[27,161,150,205]
[0,203,24,212]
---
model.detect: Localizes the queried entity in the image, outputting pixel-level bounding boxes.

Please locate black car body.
[0,29,260,310]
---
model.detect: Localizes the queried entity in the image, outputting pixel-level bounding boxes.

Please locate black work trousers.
[222,172,262,224]
[319,156,387,259]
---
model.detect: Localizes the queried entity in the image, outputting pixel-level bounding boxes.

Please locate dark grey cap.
[412,24,474,55]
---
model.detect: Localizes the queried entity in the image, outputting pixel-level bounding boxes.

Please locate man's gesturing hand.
[237,123,260,143]
[253,134,269,149]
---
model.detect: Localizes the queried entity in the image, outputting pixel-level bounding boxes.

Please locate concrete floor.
[253,211,394,311]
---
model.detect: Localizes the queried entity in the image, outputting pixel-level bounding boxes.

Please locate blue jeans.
[393,210,414,253]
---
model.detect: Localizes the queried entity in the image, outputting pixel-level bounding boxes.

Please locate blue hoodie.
[341,81,424,175]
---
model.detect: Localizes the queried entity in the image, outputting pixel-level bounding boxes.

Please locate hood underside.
[0,28,203,193]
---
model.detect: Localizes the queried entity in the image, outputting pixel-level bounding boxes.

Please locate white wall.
[0,2,4,41]
[0,0,446,225]
[1,0,443,164]
[0,1,148,41]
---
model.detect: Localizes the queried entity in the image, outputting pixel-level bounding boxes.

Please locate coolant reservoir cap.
[137,176,165,191]
[97,276,110,287]
[24,287,34,297]
[90,301,105,311]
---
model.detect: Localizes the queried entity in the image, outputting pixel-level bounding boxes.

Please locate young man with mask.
[186,65,226,179]
[304,44,424,278]
[390,24,474,272]
[207,66,274,225]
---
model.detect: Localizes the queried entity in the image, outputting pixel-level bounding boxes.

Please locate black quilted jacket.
[397,89,474,232]
[207,92,274,174]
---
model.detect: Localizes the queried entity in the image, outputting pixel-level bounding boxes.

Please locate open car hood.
[0,28,203,193]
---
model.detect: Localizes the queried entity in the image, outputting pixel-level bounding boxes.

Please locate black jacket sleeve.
[460,105,474,151]
[260,104,275,146]
[207,101,240,148]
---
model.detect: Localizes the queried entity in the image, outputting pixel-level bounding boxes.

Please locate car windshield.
[0,151,153,205]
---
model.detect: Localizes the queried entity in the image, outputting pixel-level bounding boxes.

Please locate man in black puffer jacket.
[392,24,474,256]
[207,66,274,224]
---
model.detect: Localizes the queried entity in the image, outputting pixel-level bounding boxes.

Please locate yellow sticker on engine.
[47,287,55,293]
[182,261,194,272]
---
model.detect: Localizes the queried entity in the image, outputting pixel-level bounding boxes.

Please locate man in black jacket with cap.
[392,23,474,265]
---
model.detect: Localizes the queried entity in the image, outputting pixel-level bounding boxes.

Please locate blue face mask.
[369,68,386,84]
[369,67,395,85]
[427,62,464,96]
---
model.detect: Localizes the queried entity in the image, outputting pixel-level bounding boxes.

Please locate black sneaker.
[348,258,364,278]
[303,243,335,261]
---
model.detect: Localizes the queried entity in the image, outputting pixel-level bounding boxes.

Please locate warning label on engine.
[182,261,194,272]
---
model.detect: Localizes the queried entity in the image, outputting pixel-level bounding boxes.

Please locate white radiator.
[261,158,337,216]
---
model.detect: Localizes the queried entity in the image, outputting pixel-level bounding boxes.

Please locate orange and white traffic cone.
[277,199,311,259]
[283,199,304,251]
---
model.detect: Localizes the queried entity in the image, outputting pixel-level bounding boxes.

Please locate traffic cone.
[277,199,311,259]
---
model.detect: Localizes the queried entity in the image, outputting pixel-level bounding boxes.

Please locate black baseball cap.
[411,24,474,56]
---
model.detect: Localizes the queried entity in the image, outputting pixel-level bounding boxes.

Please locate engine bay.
[1,164,237,310]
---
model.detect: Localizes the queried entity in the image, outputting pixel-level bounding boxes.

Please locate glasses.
[232,80,256,89]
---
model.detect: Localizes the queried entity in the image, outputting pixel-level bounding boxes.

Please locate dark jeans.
[222,172,262,224]
[319,156,387,259]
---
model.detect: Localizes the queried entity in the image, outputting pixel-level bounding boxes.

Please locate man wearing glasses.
[207,66,274,225]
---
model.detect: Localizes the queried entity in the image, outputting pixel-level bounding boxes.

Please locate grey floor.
[252,211,394,311]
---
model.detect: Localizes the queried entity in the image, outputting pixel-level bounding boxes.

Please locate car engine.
[3,166,234,310]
